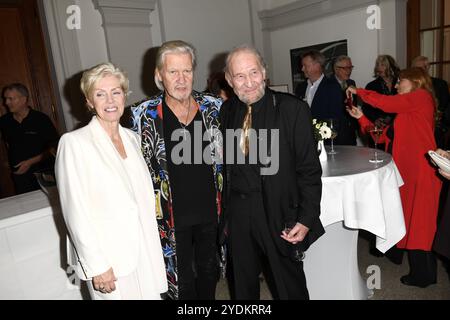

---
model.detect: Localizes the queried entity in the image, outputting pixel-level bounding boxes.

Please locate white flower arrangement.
[312,119,332,141]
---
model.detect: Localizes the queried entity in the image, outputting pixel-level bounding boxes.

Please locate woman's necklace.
[382,77,393,92]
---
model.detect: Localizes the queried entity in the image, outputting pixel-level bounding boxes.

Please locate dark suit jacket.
[433,77,450,112]
[295,76,355,145]
[433,77,450,123]
[433,77,450,148]
[295,76,343,119]
[328,76,358,145]
[220,89,324,256]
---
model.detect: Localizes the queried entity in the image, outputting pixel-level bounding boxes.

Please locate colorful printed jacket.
[130,91,223,300]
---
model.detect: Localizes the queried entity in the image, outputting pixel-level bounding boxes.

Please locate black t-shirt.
[0,108,59,172]
[162,100,216,228]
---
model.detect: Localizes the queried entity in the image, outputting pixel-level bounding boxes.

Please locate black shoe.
[370,247,384,257]
[400,275,436,288]
[385,247,404,265]
[386,253,403,265]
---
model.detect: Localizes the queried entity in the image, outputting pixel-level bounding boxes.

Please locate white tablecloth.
[304,146,406,299]
[320,146,406,253]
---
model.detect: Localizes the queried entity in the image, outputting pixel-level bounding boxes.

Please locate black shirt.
[162,100,216,228]
[228,90,269,194]
[0,108,58,172]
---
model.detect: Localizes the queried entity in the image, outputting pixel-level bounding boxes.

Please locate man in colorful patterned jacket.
[131,40,223,300]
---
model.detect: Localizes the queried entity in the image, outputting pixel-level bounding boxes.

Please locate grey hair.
[301,50,326,69]
[411,55,428,67]
[373,54,400,79]
[3,83,29,101]
[334,55,352,67]
[154,40,197,91]
[224,44,267,76]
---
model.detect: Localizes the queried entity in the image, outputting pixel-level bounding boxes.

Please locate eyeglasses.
[336,66,354,70]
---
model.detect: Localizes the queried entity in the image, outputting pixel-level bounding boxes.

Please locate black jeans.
[175,221,218,300]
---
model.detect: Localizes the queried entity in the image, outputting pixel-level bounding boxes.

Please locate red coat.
[357,88,442,250]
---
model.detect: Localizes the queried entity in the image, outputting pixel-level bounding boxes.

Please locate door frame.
[0,0,65,198]
[38,0,85,132]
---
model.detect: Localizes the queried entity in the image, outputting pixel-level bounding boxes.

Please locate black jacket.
[362,77,397,123]
[328,76,358,145]
[433,77,450,115]
[433,77,450,148]
[295,76,356,145]
[220,89,324,256]
[295,76,344,120]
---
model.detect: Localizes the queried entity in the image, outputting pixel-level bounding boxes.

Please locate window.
[408,0,450,83]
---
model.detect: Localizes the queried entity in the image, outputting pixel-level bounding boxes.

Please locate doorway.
[0,0,61,198]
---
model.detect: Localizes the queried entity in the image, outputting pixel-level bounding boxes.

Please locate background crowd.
[1,41,450,300]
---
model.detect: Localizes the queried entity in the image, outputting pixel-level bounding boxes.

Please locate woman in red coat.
[346,67,442,287]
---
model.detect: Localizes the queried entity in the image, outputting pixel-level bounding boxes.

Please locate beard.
[166,85,193,102]
[237,83,265,105]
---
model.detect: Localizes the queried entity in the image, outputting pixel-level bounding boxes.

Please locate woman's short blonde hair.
[80,62,129,108]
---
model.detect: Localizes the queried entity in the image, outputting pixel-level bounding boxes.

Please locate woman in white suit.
[55,63,167,299]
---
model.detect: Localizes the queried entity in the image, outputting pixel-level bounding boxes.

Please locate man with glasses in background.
[330,55,358,145]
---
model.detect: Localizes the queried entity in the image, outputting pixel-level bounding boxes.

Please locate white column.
[250,0,273,80]
[378,0,407,68]
[93,0,157,101]
[39,0,84,132]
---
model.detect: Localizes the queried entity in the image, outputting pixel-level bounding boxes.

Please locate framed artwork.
[269,84,289,93]
[290,40,348,93]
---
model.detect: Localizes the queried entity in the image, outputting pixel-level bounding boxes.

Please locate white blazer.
[55,117,164,282]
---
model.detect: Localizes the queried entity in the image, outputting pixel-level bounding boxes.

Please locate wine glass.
[368,124,384,164]
[327,119,339,155]
[283,221,305,262]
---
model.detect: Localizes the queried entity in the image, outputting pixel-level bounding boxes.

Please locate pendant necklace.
[179,104,191,140]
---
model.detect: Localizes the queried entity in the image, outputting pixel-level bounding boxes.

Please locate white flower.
[312,119,332,141]
[320,126,332,139]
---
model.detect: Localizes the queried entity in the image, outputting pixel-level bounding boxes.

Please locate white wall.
[68,0,254,93]
[267,0,296,8]
[41,0,255,130]
[41,0,406,131]
[267,0,407,92]
[269,6,379,92]
[379,0,407,68]
[158,0,253,91]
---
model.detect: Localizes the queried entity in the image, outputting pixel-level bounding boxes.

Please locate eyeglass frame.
[336,66,355,70]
